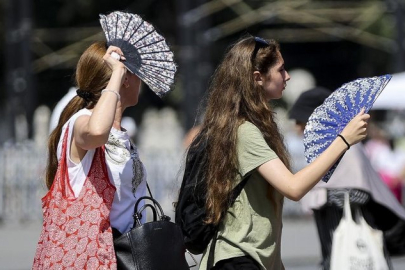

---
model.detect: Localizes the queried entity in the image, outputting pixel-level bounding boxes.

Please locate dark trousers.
[211,256,261,270]
[313,200,396,270]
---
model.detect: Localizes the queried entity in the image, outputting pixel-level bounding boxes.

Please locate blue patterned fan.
[303,74,392,182]
[99,11,177,97]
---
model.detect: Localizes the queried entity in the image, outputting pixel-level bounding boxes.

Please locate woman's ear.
[123,76,130,89]
[253,71,263,86]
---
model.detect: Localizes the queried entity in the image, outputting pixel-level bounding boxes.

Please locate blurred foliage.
[1,0,404,135]
[30,0,178,126]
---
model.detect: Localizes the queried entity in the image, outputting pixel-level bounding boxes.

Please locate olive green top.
[199,121,285,270]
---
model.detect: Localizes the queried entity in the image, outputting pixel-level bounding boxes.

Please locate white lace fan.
[99,11,177,97]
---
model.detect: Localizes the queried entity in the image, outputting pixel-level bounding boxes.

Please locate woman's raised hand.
[340,108,370,147]
[103,45,126,72]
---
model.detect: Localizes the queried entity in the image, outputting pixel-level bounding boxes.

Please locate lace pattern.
[105,132,144,196]
[99,11,177,97]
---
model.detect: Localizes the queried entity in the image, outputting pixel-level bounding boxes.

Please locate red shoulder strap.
[59,125,75,197]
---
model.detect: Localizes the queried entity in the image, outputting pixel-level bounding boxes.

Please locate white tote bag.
[330,193,389,270]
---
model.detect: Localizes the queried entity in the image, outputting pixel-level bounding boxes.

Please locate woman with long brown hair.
[33,40,146,269]
[195,35,370,269]
[33,10,178,268]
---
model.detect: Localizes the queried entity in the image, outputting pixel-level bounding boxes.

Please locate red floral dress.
[33,127,117,269]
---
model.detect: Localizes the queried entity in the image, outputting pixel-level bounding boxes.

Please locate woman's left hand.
[340,108,370,146]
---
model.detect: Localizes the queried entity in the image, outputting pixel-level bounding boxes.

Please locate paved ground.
[281,217,405,270]
[1,218,404,270]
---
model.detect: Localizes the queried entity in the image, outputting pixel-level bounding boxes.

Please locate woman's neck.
[112,102,123,130]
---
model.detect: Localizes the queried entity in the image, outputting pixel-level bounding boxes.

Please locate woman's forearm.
[259,137,348,201]
[88,68,125,136]
[76,67,126,149]
[291,137,348,197]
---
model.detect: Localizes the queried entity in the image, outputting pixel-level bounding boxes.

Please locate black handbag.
[113,184,195,270]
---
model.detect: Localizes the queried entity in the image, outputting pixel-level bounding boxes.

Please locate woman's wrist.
[105,68,126,96]
[101,89,120,101]
[337,134,350,150]
[111,67,126,81]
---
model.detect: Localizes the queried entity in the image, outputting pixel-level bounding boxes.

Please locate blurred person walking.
[364,124,405,204]
[289,86,405,270]
[183,35,370,270]
[33,11,176,269]
[33,41,143,270]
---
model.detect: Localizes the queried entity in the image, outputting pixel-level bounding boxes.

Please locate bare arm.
[74,46,127,151]
[258,109,370,201]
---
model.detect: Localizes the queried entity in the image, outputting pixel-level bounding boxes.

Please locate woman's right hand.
[103,46,127,73]
[340,108,370,146]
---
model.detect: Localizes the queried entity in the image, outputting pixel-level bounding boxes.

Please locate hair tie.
[76,89,94,102]
[337,134,350,150]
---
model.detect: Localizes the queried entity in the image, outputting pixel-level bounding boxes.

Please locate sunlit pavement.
[282,217,405,270]
[1,218,405,270]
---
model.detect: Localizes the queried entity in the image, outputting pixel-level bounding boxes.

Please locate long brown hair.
[199,36,290,225]
[45,41,112,189]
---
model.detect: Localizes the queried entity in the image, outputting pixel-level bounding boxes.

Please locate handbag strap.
[132,183,172,225]
[146,182,154,199]
[145,182,161,215]
[207,230,218,269]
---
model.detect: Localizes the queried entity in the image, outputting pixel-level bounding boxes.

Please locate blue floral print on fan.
[303,74,392,182]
